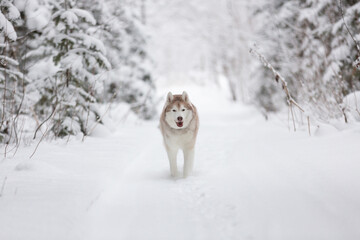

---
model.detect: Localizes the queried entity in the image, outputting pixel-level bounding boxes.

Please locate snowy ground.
[1,85,360,240]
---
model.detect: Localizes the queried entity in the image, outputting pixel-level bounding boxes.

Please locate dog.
[160,91,199,178]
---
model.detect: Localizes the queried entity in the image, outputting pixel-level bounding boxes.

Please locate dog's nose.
[177,116,183,121]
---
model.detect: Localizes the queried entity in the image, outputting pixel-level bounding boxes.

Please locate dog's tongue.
[176,122,183,127]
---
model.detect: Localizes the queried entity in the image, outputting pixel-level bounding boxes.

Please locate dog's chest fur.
[159,92,199,151]
[163,121,197,149]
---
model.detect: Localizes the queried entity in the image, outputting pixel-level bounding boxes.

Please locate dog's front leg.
[183,147,195,178]
[166,147,178,177]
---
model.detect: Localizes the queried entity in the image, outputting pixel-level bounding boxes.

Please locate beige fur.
[160,91,199,178]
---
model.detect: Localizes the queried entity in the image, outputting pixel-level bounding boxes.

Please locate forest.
[1,0,359,147]
[0,1,360,240]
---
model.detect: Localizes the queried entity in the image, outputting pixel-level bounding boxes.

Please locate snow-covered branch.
[249,48,304,113]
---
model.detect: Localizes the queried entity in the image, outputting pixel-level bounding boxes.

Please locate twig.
[290,102,296,131]
[338,0,360,70]
[249,47,305,131]
[249,48,304,112]
[9,43,28,157]
[29,119,52,159]
[0,176,7,197]
[12,116,26,157]
[84,93,117,140]
[4,119,15,157]
[338,0,360,53]
[33,103,57,140]
[0,42,8,133]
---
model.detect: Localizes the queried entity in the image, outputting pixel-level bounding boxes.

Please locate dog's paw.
[171,171,179,178]
[183,172,192,178]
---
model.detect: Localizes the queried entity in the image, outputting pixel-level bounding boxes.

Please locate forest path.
[1,86,360,240]
[74,86,360,240]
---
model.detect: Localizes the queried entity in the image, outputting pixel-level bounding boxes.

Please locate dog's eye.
[182,109,185,112]
[172,109,176,112]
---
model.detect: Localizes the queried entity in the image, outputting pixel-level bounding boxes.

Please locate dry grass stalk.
[249,48,306,132]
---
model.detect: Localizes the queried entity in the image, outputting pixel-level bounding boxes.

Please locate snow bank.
[343,91,360,121]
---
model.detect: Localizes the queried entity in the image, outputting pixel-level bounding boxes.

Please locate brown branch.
[33,103,57,140]
[0,176,7,197]
[249,48,304,113]
[30,119,52,159]
[338,0,360,53]
[249,48,306,131]
[338,0,360,70]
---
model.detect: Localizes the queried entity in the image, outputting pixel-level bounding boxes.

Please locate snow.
[6,3,20,20]
[343,91,360,121]
[0,55,19,66]
[0,12,17,41]
[1,84,360,240]
[27,58,59,80]
[27,5,51,31]
[58,9,96,29]
[61,11,79,27]
[73,33,107,54]
[71,8,96,25]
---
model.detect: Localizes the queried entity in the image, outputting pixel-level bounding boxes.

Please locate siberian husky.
[160,91,199,178]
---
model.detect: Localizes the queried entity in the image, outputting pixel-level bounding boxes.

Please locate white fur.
[164,104,193,130]
[167,92,173,102]
[160,91,199,178]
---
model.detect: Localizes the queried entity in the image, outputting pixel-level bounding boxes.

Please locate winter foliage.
[252,0,360,121]
[1,0,360,146]
[1,2,360,239]
[0,0,22,143]
[0,0,155,144]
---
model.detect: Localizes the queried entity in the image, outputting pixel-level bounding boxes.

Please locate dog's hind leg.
[183,147,195,178]
[166,147,178,177]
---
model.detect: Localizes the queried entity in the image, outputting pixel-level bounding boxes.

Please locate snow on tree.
[252,0,360,122]
[0,0,23,144]
[24,0,111,138]
[2,0,158,144]
[78,0,156,120]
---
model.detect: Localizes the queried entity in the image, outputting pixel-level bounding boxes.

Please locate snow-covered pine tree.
[31,0,111,138]
[319,0,360,116]
[78,0,156,120]
[252,0,360,121]
[0,0,23,143]
[252,0,302,113]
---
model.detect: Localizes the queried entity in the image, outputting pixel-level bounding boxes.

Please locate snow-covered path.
[1,86,360,240]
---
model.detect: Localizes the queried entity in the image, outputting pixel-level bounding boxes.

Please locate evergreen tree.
[0,0,23,143]
[253,0,360,120]
[32,0,111,137]
[79,0,156,119]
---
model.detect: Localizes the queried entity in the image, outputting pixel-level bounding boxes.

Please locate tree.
[0,0,23,144]
[252,0,360,121]
[30,0,111,137]
[80,0,156,119]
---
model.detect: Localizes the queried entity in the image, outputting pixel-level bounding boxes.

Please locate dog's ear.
[182,91,189,102]
[166,92,173,102]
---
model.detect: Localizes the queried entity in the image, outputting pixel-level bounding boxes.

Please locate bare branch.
[249,48,304,113]
[338,0,360,53]
[0,176,7,197]
[249,47,307,131]
[338,0,360,70]
[33,104,57,140]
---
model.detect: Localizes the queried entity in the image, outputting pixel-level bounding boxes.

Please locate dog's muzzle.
[176,121,183,127]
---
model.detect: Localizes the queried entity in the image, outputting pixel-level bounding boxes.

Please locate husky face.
[164,91,194,130]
